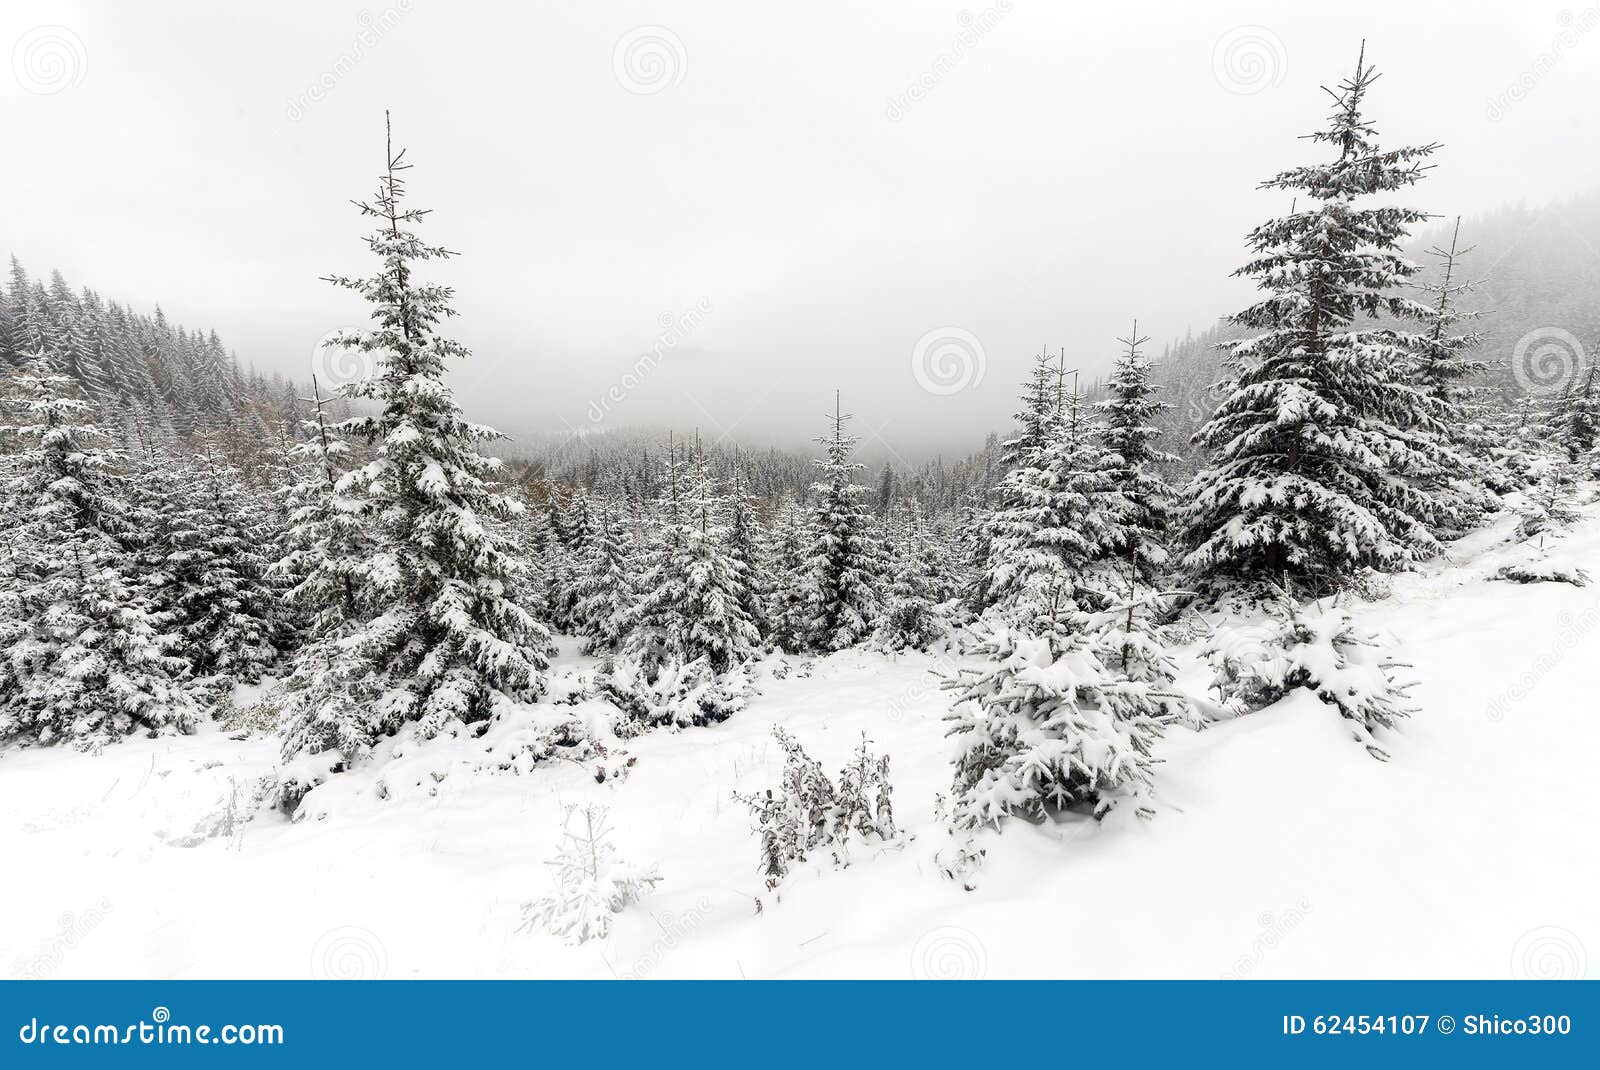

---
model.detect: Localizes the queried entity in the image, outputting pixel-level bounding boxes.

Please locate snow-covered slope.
[3,510,1596,980]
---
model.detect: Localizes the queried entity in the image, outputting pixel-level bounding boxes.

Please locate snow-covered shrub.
[212,689,286,735]
[1203,593,1412,758]
[155,772,272,849]
[518,805,661,944]
[276,695,607,819]
[1514,462,1584,539]
[734,728,895,890]
[603,654,757,735]
[1494,542,1590,587]
[1493,458,1590,586]
[943,617,1162,830]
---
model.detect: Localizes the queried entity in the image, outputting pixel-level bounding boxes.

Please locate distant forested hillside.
[0,256,302,449]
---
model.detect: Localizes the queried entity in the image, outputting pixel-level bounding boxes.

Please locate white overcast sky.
[4,1,1597,456]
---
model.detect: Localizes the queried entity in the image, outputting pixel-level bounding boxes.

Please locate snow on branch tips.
[734,727,896,892]
[1202,587,1414,759]
[519,805,661,944]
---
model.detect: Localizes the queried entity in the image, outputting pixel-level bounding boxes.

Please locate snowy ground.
[3,508,1597,980]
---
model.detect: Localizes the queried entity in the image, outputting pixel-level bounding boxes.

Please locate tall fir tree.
[1096,322,1177,582]
[724,464,771,642]
[279,114,554,757]
[1183,45,1464,591]
[570,508,636,654]
[764,496,813,653]
[800,393,888,651]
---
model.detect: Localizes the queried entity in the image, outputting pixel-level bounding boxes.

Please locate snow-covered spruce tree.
[972,350,1059,610]
[1000,349,1063,471]
[1406,219,1498,526]
[1483,394,1557,491]
[956,491,993,614]
[610,439,760,729]
[543,534,580,634]
[636,446,759,674]
[271,378,372,643]
[725,465,770,643]
[519,805,661,944]
[1095,323,1177,583]
[875,502,945,652]
[1410,219,1489,409]
[544,487,595,632]
[0,364,197,748]
[1182,46,1466,592]
[982,370,1128,619]
[570,508,635,654]
[942,613,1161,830]
[278,114,555,759]
[800,393,889,651]
[1088,580,1194,730]
[1549,366,1600,470]
[1513,456,1585,540]
[149,436,287,684]
[764,496,812,653]
[510,499,555,623]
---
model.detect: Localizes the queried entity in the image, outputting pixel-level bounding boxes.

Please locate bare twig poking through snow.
[518,805,662,944]
[734,728,896,891]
